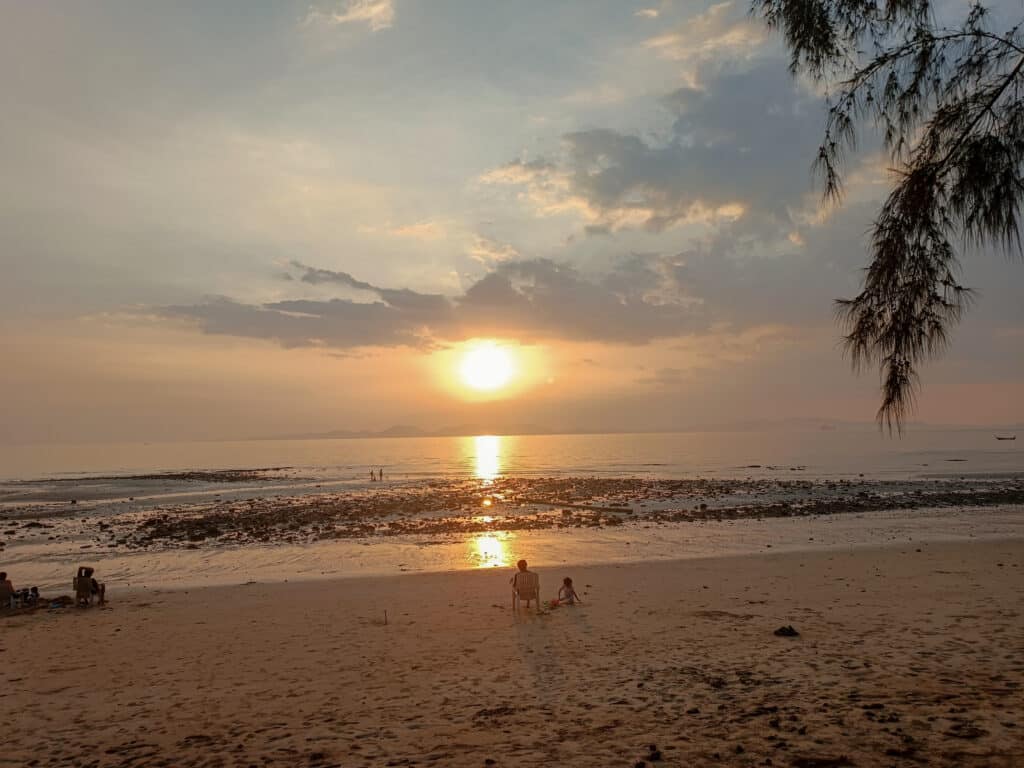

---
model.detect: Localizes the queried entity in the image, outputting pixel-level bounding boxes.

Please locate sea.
[1,428,1021,483]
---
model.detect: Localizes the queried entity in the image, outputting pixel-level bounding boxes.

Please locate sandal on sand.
[773,625,800,637]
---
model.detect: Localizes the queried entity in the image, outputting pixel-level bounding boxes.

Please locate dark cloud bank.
[161,208,870,351]
[162,257,709,349]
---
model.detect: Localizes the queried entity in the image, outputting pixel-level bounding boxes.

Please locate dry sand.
[2,539,1023,768]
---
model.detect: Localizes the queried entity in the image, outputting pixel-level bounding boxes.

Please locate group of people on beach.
[369,467,385,482]
[509,559,581,611]
[0,567,106,610]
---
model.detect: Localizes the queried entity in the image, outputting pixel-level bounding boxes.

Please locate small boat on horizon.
[994,435,1017,440]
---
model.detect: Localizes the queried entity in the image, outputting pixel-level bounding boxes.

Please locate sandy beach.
[3,538,1022,767]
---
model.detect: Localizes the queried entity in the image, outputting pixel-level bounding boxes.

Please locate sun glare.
[471,533,510,568]
[474,434,502,481]
[459,342,515,391]
[432,339,544,402]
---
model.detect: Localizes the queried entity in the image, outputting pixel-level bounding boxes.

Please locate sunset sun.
[459,342,515,392]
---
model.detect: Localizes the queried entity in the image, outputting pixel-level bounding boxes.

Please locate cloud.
[481,154,739,233]
[160,296,432,349]
[293,261,375,290]
[158,257,711,350]
[305,0,395,31]
[479,159,584,219]
[643,2,765,63]
[389,220,446,241]
[482,62,824,237]
[467,235,519,264]
[635,9,660,19]
[291,261,453,317]
[457,258,705,343]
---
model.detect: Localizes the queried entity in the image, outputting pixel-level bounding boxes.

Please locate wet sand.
[3,539,1022,767]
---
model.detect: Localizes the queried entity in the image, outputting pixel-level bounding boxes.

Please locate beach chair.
[73,567,94,607]
[512,570,541,612]
[73,576,93,607]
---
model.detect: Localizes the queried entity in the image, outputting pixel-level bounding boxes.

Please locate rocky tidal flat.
[3,474,1024,554]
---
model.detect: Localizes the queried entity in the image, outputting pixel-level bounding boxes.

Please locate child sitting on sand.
[557,577,582,605]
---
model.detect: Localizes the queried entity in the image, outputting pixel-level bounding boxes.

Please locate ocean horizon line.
[3,419,1022,448]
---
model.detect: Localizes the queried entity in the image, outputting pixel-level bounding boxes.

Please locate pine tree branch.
[935,53,1024,169]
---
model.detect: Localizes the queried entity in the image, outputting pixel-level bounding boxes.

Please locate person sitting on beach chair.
[510,559,540,612]
[0,572,14,609]
[73,566,106,607]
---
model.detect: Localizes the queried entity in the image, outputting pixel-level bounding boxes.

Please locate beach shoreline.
[3,539,1022,767]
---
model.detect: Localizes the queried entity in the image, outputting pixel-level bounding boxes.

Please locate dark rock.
[885,746,917,758]
[791,756,853,767]
[945,723,988,739]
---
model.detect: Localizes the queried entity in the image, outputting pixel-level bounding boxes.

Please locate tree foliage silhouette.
[752,0,1024,431]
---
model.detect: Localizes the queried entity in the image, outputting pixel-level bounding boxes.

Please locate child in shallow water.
[557,577,582,605]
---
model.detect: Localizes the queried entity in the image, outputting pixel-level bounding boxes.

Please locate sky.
[2,0,1022,443]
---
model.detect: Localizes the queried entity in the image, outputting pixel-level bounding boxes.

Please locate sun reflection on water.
[473,435,502,481]
[470,533,511,568]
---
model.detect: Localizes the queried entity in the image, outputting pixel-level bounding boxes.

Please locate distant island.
[256,423,594,441]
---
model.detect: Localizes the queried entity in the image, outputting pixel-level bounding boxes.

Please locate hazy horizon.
[4,417,1022,448]
[3,0,1023,444]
